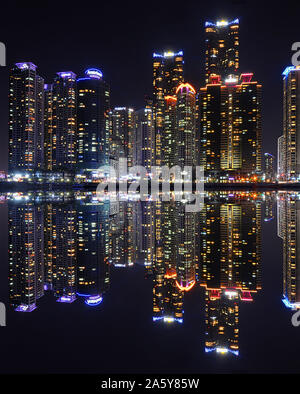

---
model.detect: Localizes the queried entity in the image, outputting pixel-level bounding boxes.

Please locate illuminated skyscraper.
[205,19,239,83]
[109,107,135,169]
[152,51,184,165]
[264,192,275,222]
[282,66,300,181]
[44,84,53,172]
[52,71,77,175]
[264,152,275,182]
[279,193,300,310]
[134,107,155,172]
[109,202,137,268]
[77,68,110,174]
[200,195,262,355]
[277,135,285,181]
[9,63,45,177]
[140,201,155,270]
[77,198,110,306]
[52,202,77,303]
[176,83,197,170]
[153,201,184,324]
[205,289,239,356]
[163,95,178,167]
[8,197,44,312]
[199,73,262,181]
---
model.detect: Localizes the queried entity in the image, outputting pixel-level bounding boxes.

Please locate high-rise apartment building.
[44,84,53,172]
[9,63,45,177]
[176,83,197,169]
[77,68,110,174]
[109,107,135,170]
[282,66,300,181]
[52,71,77,174]
[205,19,239,83]
[199,73,262,181]
[152,51,184,165]
[134,108,155,172]
[264,152,275,182]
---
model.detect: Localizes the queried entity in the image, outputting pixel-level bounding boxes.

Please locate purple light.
[85,68,103,79]
[57,71,76,79]
[44,84,53,91]
[15,62,37,71]
[15,304,37,312]
[57,295,76,303]
[85,295,103,306]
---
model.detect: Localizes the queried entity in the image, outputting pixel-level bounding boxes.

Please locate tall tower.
[44,84,53,172]
[52,71,77,175]
[279,193,300,310]
[277,135,285,181]
[77,68,110,175]
[8,197,44,312]
[163,96,178,168]
[176,83,197,170]
[8,62,44,177]
[52,202,77,303]
[205,19,239,83]
[282,66,300,181]
[77,198,110,306]
[134,107,155,172]
[109,107,135,169]
[152,51,184,166]
[199,73,262,181]
[200,195,262,355]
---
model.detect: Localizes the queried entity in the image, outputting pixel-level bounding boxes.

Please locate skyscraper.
[279,193,300,310]
[264,152,275,182]
[205,19,239,84]
[163,95,177,167]
[8,197,44,312]
[176,83,197,170]
[77,198,110,306]
[277,135,285,181]
[77,68,110,176]
[52,202,77,303]
[44,84,53,172]
[282,66,300,181]
[109,107,135,170]
[199,73,262,181]
[200,195,262,355]
[152,51,184,166]
[134,107,155,172]
[9,63,45,178]
[52,71,77,176]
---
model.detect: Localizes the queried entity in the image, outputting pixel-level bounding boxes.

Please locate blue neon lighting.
[282,66,297,77]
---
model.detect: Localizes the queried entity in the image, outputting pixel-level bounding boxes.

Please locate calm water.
[0,190,299,374]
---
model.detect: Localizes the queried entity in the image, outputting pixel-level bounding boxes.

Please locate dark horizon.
[1,0,299,171]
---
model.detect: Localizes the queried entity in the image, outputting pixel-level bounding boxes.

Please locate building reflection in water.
[278,192,300,310]
[7,191,267,356]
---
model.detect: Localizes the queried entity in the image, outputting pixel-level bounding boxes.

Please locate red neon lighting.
[241,73,253,83]
[240,291,253,301]
[176,83,196,95]
[165,95,177,102]
[209,289,221,299]
[176,280,196,292]
[165,268,177,279]
[210,75,221,84]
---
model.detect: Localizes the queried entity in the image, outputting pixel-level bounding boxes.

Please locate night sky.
[0,0,299,171]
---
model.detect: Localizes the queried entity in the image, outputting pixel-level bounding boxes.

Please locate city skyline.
[6,16,268,183]
[1,1,300,174]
